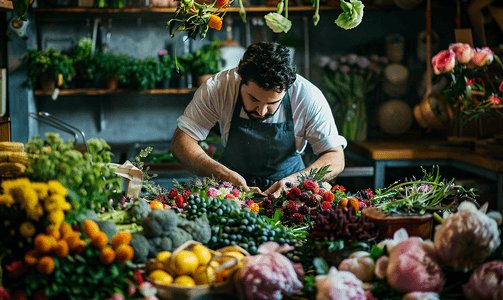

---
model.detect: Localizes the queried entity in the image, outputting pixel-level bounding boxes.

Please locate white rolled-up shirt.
[177,67,347,155]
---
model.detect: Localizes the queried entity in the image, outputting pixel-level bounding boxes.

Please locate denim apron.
[218,87,305,191]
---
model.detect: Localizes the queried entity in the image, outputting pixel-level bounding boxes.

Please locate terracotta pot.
[39,74,56,92]
[362,207,434,241]
[104,75,120,90]
[413,92,455,131]
[197,74,213,87]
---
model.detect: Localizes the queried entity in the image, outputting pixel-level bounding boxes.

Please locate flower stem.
[285,0,288,19]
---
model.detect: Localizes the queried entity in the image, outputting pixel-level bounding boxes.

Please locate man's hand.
[224,170,250,192]
[264,178,295,199]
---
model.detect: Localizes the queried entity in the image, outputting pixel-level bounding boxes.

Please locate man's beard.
[243,104,279,122]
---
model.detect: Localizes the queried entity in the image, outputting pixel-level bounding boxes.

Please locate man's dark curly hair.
[237,42,297,93]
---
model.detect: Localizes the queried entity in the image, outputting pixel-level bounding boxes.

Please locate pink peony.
[448,42,474,64]
[234,242,303,300]
[432,50,456,75]
[472,47,494,67]
[315,267,366,300]
[463,260,503,300]
[434,210,500,272]
[385,238,445,294]
[206,187,219,198]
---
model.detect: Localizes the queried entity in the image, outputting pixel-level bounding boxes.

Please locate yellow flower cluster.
[0,178,71,233]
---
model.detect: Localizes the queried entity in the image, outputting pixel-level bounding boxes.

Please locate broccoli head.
[169,227,192,249]
[179,213,211,244]
[131,198,152,223]
[147,236,173,256]
[129,233,152,264]
[96,220,118,242]
[142,208,178,237]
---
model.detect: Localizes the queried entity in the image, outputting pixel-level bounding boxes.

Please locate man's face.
[240,81,285,121]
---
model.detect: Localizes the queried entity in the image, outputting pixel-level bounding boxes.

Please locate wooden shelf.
[0,0,13,11]
[34,87,198,96]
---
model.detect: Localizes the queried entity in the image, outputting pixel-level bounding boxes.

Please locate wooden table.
[345,140,503,210]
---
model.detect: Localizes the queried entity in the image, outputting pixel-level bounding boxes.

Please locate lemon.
[173,250,199,276]
[192,244,212,266]
[193,265,214,285]
[148,270,173,285]
[156,251,172,263]
[173,275,196,287]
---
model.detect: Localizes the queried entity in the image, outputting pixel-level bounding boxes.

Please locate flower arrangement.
[319,54,388,141]
[431,43,503,121]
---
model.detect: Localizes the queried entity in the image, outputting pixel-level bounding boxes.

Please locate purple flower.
[319,56,331,67]
[158,50,168,56]
[347,54,358,65]
[356,56,370,69]
[223,181,232,188]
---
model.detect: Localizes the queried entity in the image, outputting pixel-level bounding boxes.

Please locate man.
[171,41,347,198]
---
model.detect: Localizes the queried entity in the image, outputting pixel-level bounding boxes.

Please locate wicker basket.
[146,241,249,300]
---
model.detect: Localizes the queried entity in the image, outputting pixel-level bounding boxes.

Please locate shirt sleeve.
[294,76,347,155]
[177,76,221,141]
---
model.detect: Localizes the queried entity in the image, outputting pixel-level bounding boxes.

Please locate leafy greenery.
[25,133,123,221]
[181,38,223,78]
[70,38,97,81]
[373,166,478,215]
[297,165,331,183]
[126,57,165,91]
[94,51,131,82]
[23,49,76,89]
[158,51,177,80]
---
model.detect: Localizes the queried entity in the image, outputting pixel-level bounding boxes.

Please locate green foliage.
[297,165,331,183]
[181,38,223,77]
[94,51,131,81]
[23,49,76,89]
[17,248,135,300]
[158,51,177,80]
[24,133,123,221]
[126,57,165,91]
[70,38,97,80]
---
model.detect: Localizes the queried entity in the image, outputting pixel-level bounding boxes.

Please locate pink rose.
[472,47,494,67]
[448,43,474,64]
[303,179,315,190]
[432,50,456,75]
[232,188,240,197]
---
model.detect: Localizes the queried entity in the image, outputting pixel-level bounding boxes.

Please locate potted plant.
[94,51,130,90]
[23,48,75,91]
[126,57,164,91]
[158,50,177,89]
[70,37,97,88]
[182,38,222,86]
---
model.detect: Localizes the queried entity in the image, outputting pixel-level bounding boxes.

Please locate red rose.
[182,188,191,198]
[303,179,315,190]
[288,187,301,199]
[168,188,178,199]
[175,195,185,208]
[321,201,332,210]
[317,188,326,197]
[323,192,335,202]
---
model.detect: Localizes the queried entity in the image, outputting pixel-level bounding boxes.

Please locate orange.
[150,200,164,210]
[111,231,132,250]
[37,256,55,275]
[173,250,199,276]
[91,231,108,250]
[115,244,134,262]
[83,219,100,239]
[100,247,116,265]
[53,239,69,258]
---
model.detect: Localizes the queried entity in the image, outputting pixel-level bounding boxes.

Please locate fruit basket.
[145,240,249,300]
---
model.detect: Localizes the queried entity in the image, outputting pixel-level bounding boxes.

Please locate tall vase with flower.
[319,54,388,141]
[431,43,503,122]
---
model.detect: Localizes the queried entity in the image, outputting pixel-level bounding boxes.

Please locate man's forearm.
[285,147,345,184]
[170,128,232,181]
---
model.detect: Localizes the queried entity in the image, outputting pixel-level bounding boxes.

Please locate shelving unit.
[0,0,13,11]
[34,87,197,96]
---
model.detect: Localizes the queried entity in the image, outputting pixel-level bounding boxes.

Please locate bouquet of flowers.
[431,43,503,121]
[319,54,388,141]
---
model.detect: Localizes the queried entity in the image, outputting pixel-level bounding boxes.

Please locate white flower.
[329,60,338,71]
[264,12,292,33]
